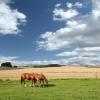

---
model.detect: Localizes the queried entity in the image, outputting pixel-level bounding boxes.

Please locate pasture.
[0,79,100,100]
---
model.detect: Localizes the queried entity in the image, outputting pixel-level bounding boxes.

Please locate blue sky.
[0,0,100,66]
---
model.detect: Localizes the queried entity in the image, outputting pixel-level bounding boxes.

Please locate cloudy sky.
[0,0,100,66]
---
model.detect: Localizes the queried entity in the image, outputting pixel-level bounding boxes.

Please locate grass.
[0,79,100,100]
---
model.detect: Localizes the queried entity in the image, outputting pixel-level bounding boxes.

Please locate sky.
[0,0,100,66]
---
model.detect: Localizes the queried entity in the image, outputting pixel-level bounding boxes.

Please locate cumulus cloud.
[53,2,83,21]
[57,46,100,66]
[0,54,99,66]
[55,3,61,8]
[66,3,73,9]
[53,5,79,21]
[37,20,86,50]
[0,0,26,35]
[38,0,100,50]
[66,2,83,9]
[57,47,100,57]
[74,2,83,8]
[0,0,11,4]
[65,56,100,66]
[0,56,18,64]
[0,55,67,66]
[12,60,60,66]
[37,0,100,66]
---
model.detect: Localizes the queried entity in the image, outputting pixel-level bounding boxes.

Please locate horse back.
[21,73,34,80]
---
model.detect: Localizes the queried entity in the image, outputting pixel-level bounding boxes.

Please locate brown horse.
[34,73,48,87]
[21,73,36,87]
[21,73,48,87]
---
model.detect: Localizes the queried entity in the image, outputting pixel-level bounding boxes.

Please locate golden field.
[0,66,100,80]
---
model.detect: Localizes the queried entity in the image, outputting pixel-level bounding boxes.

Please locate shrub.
[1,62,12,68]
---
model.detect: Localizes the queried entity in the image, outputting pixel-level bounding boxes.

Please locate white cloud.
[37,0,100,66]
[12,57,100,66]
[65,56,100,66]
[37,20,86,50]
[53,5,79,21]
[38,0,100,50]
[12,60,59,66]
[74,2,83,8]
[66,2,83,9]
[55,3,61,8]
[0,54,99,66]
[0,55,67,66]
[0,0,26,35]
[57,47,100,57]
[66,3,73,9]
[0,56,18,65]
[57,46,100,66]
[0,0,11,4]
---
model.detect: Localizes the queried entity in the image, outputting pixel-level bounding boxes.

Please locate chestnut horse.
[21,73,36,87]
[21,73,48,87]
[34,73,48,87]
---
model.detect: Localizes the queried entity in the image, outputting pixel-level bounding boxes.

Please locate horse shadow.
[41,84,56,88]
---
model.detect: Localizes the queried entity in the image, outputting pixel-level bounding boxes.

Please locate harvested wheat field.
[0,66,100,80]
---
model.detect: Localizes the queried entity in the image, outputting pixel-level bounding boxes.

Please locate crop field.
[0,79,100,100]
[0,66,100,80]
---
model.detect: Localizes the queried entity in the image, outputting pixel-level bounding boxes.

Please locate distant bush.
[13,66,18,68]
[45,64,62,67]
[1,62,12,68]
[33,64,62,68]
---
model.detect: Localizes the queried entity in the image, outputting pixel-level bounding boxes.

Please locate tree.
[1,62,12,67]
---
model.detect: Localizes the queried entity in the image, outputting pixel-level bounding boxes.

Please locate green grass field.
[0,79,100,100]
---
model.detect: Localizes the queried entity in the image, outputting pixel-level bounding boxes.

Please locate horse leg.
[36,79,41,87]
[32,80,35,87]
[42,80,45,88]
[21,78,23,85]
[24,80,27,87]
[34,79,37,87]
[38,80,42,87]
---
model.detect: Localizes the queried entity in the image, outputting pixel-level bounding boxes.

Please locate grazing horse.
[21,73,36,87]
[34,73,48,87]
